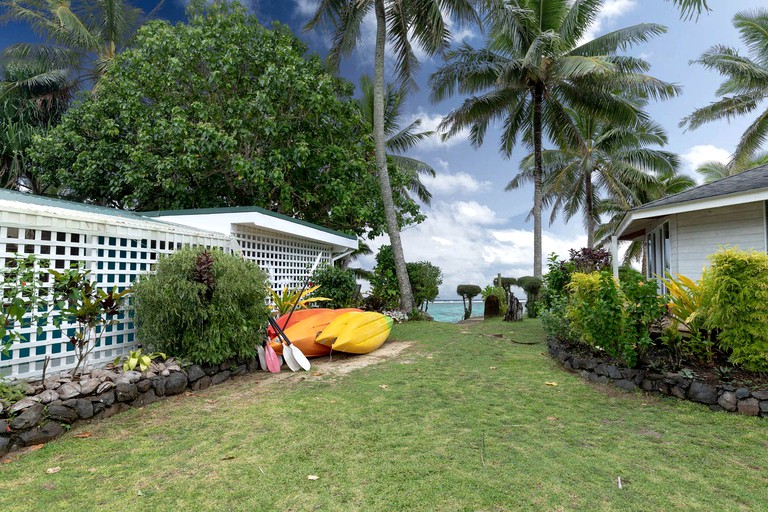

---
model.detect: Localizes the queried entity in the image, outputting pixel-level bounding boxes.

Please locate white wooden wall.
[0,214,230,380]
[673,202,766,281]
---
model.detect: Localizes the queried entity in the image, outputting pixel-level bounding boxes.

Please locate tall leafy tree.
[430,0,677,277]
[509,110,679,248]
[30,2,423,237]
[695,151,768,184]
[357,75,435,205]
[306,0,478,312]
[681,9,768,168]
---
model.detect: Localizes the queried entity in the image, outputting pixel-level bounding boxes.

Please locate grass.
[1,318,767,511]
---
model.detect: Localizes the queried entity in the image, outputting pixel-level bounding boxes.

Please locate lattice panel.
[0,222,229,380]
[234,225,330,289]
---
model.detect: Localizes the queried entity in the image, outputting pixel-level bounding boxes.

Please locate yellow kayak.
[316,311,393,354]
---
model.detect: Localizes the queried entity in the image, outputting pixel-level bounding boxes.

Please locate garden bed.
[548,337,768,417]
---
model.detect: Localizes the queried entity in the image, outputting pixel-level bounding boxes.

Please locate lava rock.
[79,378,101,396]
[94,403,129,420]
[136,379,152,393]
[202,365,218,376]
[219,359,235,371]
[760,401,768,414]
[738,398,760,416]
[131,389,157,408]
[245,358,260,372]
[10,397,41,413]
[641,379,657,392]
[231,365,246,377]
[10,403,45,430]
[751,390,768,401]
[614,379,638,392]
[164,372,188,396]
[44,379,60,390]
[153,377,166,397]
[187,365,206,383]
[91,399,105,415]
[671,386,687,399]
[688,382,718,405]
[121,370,143,383]
[57,382,81,400]
[718,391,737,412]
[73,399,94,419]
[115,382,138,402]
[606,365,623,380]
[38,389,59,404]
[191,375,211,391]
[595,364,608,376]
[0,436,10,456]
[20,422,65,446]
[0,419,7,432]
[46,404,79,424]
[97,390,116,407]
[211,371,231,386]
[96,381,115,394]
[735,388,750,399]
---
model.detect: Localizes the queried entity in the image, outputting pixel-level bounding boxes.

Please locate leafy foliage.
[569,247,612,274]
[620,268,665,361]
[30,1,422,238]
[457,284,482,320]
[370,245,400,310]
[310,264,359,309]
[0,254,50,355]
[700,248,768,372]
[407,261,442,311]
[482,285,508,315]
[50,265,131,377]
[517,276,543,318]
[268,285,330,316]
[116,348,166,373]
[659,271,705,331]
[132,247,269,366]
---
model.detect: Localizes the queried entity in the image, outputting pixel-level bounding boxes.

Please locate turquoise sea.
[426,300,485,323]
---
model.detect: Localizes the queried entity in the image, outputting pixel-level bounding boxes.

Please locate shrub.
[619,268,665,361]
[540,294,576,342]
[569,247,611,274]
[407,261,442,311]
[310,264,359,308]
[517,276,543,318]
[700,248,768,372]
[541,253,574,310]
[369,245,400,310]
[567,271,639,366]
[133,247,268,365]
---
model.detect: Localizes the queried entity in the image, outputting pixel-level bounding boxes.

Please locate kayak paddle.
[264,340,281,373]
[267,315,304,372]
[257,343,267,371]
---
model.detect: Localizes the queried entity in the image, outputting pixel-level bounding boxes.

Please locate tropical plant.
[310,264,359,309]
[407,261,442,312]
[510,108,678,248]
[430,0,677,278]
[49,265,131,377]
[700,248,768,372]
[307,0,478,312]
[132,247,269,366]
[517,276,543,318]
[456,284,481,320]
[0,254,50,355]
[358,75,435,205]
[481,284,507,315]
[116,348,166,373]
[695,151,768,183]
[681,9,768,168]
[268,285,330,316]
[659,272,705,332]
[369,245,401,310]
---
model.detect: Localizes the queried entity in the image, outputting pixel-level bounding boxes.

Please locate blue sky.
[1,0,763,298]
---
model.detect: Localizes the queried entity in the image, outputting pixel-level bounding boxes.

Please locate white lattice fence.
[233,225,331,289]
[0,207,232,380]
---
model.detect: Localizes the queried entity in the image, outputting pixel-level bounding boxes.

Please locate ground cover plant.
[1,318,766,511]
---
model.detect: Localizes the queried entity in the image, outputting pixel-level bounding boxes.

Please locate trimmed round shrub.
[311,264,359,308]
[133,247,268,365]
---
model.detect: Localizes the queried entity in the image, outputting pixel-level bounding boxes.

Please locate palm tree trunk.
[585,170,594,248]
[532,85,544,279]
[374,0,414,313]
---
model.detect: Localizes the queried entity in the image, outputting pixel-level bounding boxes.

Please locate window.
[647,221,670,293]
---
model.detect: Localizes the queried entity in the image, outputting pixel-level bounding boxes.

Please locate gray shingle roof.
[635,164,768,212]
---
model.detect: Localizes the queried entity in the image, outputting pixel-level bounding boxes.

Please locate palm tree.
[509,109,679,248]
[358,75,435,205]
[596,168,695,266]
[695,151,768,183]
[0,0,149,96]
[681,9,768,168]
[306,0,478,312]
[430,0,678,278]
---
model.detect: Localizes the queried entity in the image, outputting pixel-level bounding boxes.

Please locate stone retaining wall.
[0,357,261,456]
[548,338,768,417]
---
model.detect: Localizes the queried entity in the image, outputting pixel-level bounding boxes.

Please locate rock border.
[0,357,260,457]
[548,338,768,418]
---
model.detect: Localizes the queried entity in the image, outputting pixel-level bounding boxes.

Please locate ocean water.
[426,301,485,323]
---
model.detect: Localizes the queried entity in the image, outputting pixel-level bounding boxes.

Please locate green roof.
[141,206,357,241]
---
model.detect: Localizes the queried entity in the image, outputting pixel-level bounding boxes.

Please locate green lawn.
[1,318,767,511]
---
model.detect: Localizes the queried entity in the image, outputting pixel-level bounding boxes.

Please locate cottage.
[612,165,768,285]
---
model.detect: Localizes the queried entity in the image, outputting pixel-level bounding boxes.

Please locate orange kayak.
[267,308,361,339]
[269,308,361,357]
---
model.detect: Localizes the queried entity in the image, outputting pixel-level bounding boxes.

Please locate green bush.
[701,248,768,372]
[619,268,665,361]
[518,276,543,318]
[133,247,269,365]
[369,245,400,309]
[407,261,442,311]
[541,253,574,310]
[567,271,639,366]
[311,264,359,308]
[540,294,576,342]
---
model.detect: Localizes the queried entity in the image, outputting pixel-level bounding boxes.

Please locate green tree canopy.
[29,1,422,238]
[407,261,442,311]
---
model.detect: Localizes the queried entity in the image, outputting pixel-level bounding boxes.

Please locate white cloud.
[356,200,587,299]
[423,172,492,195]
[435,158,450,172]
[681,144,731,173]
[293,0,318,17]
[580,0,637,44]
[407,109,470,149]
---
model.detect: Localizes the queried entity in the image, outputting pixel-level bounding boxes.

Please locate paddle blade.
[264,344,281,373]
[256,344,267,371]
[282,343,301,372]
[290,345,311,371]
